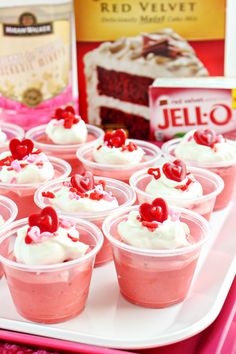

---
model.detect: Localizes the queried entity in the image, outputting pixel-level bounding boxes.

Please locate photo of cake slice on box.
[84,28,208,139]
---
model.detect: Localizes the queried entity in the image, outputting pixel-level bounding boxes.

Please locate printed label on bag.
[0,8,71,107]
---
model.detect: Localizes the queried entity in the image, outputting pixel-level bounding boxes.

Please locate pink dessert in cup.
[26,105,104,174]
[0,196,18,278]
[34,171,136,266]
[130,159,224,220]
[162,128,236,210]
[103,197,209,308]
[0,206,103,323]
[0,138,71,219]
[76,129,162,183]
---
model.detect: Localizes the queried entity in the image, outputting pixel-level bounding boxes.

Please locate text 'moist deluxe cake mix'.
[74,0,226,139]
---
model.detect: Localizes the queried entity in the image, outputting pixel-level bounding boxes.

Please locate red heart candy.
[104,129,127,148]
[9,138,34,160]
[53,106,76,120]
[54,107,64,119]
[162,159,187,182]
[29,206,59,233]
[71,171,94,193]
[65,105,75,115]
[193,129,216,148]
[139,198,168,223]
[148,167,161,180]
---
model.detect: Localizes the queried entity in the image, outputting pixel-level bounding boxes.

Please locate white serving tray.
[0,201,235,350]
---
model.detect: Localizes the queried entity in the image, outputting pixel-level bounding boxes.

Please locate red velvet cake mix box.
[149,77,236,141]
[74,0,226,139]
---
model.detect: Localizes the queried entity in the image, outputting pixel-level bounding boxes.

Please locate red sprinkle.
[121,141,138,152]
[67,234,79,242]
[0,156,14,166]
[73,117,80,124]
[174,178,193,191]
[42,191,55,199]
[97,145,102,151]
[96,180,106,189]
[25,234,33,244]
[33,149,42,155]
[142,220,159,231]
[148,167,161,180]
[89,191,104,201]
[69,187,86,197]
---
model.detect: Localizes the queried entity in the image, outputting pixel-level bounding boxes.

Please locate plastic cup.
[0,157,71,219]
[0,196,18,278]
[34,177,136,266]
[162,138,236,210]
[26,124,104,174]
[103,205,209,308]
[0,216,103,324]
[130,166,224,220]
[0,122,25,153]
[76,140,162,183]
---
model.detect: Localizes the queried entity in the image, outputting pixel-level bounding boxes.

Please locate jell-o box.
[149,77,236,141]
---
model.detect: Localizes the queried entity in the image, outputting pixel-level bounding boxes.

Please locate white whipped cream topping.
[175,130,236,163]
[0,128,7,143]
[118,211,190,250]
[14,223,89,265]
[51,184,119,213]
[0,150,54,184]
[93,142,144,165]
[145,167,203,201]
[45,118,88,144]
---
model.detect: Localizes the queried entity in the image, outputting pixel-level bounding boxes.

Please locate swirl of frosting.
[118,211,190,250]
[45,106,88,144]
[145,163,203,200]
[0,150,54,184]
[46,118,87,145]
[51,183,119,213]
[93,143,144,165]
[93,129,144,165]
[14,221,89,265]
[175,129,236,163]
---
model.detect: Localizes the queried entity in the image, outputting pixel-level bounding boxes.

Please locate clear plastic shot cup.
[0,216,103,324]
[102,205,210,308]
[0,157,71,219]
[76,140,162,183]
[0,196,18,278]
[162,138,236,210]
[0,122,25,153]
[130,166,224,220]
[34,176,136,266]
[26,124,104,174]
